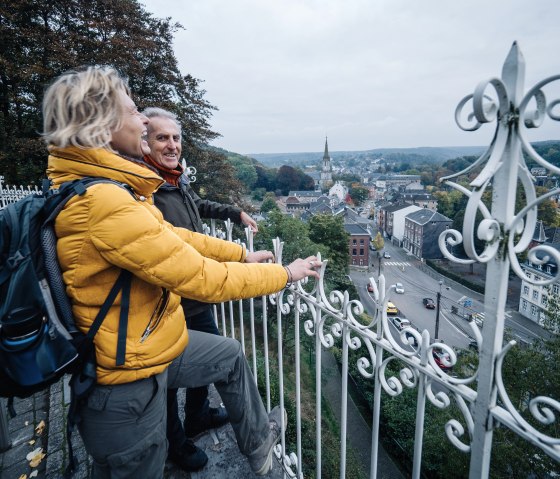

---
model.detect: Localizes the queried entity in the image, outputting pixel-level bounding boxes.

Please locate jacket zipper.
[139,289,170,343]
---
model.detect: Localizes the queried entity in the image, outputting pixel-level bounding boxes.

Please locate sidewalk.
[1,356,406,479]
[0,392,49,478]
[0,380,284,479]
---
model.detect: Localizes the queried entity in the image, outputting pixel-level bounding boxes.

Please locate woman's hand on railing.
[286,256,321,282]
[245,250,274,263]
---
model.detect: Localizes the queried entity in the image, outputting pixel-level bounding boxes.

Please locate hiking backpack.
[0,178,133,401]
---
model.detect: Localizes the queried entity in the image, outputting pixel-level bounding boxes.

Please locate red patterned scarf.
[142,155,183,186]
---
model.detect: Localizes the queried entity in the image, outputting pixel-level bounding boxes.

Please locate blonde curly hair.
[42,65,130,149]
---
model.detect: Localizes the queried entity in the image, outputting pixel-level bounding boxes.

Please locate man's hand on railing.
[245,250,274,263]
[286,256,322,283]
[240,211,258,233]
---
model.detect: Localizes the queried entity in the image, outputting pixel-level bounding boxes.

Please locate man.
[142,107,258,471]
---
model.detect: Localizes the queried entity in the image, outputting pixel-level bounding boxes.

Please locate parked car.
[432,348,452,371]
[386,301,398,315]
[468,339,479,351]
[423,297,436,309]
[390,316,411,331]
[367,282,374,293]
[405,330,419,347]
[395,282,404,294]
[383,251,391,259]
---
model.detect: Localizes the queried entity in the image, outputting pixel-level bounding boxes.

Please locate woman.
[42,65,320,478]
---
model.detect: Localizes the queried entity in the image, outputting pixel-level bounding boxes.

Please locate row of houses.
[376,201,452,260]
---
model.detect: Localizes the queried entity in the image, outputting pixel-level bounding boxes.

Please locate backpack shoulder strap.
[41,177,136,334]
[44,177,136,221]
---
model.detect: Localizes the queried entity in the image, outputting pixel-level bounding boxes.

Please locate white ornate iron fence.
[206,42,559,479]
[0,176,41,209]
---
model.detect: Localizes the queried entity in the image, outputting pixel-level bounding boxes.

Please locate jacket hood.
[47,146,164,196]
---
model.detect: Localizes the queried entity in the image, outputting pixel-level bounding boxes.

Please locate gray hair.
[42,66,130,149]
[142,107,182,134]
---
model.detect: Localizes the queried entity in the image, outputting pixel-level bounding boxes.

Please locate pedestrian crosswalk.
[384,261,411,267]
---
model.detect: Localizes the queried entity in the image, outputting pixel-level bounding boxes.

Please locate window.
[360,239,364,245]
[526,272,532,279]
[554,284,560,295]
[522,300,527,310]
[352,239,357,245]
[547,266,552,274]
[531,304,538,315]
[523,285,529,295]
[542,295,548,306]
[352,249,357,256]
[534,275,540,282]
[533,290,539,301]
[359,248,364,255]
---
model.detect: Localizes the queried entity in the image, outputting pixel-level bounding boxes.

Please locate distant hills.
[248,141,559,168]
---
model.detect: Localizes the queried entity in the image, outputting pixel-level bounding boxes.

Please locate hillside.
[247,142,559,168]
[247,145,485,168]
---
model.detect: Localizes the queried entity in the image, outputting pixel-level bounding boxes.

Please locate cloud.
[142,0,560,154]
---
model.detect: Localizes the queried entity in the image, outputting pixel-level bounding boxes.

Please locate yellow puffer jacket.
[47,146,288,385]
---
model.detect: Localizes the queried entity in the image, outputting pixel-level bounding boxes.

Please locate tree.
[254,164,277,191]
[185,146,244,205]
[308,214,349,273]
[349,183,369,206]
[275,166,300,195]
[0,0,239,199]
[233,162,258,191]
[260,193,279,213]
[372,232,384,251]
[255,210,325,264]
[544,293,560,334]
[252,187,267,201]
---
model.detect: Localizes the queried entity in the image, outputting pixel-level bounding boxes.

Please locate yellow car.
[386,302,398,315]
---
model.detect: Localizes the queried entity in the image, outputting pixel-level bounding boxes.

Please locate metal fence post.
[0,399,11,452]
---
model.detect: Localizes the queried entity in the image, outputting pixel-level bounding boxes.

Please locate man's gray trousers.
[78,330,270,478]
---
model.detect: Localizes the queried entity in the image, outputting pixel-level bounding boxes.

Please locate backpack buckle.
[6,251,24,270]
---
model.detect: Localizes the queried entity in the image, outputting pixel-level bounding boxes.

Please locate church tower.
[319,137,333,192]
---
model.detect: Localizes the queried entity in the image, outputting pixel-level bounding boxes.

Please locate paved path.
[0,392,49,479]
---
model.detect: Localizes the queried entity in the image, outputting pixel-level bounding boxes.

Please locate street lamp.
[434,280,443,340]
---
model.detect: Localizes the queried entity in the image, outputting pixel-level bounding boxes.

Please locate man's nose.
[166,138,177,149]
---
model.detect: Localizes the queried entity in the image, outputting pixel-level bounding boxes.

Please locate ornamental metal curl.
[439,43,560,281]
[494,341,560,447]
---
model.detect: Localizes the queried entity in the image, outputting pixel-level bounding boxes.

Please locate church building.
[319,137,333,192]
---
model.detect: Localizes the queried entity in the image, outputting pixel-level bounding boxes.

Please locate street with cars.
[352,238,551,361]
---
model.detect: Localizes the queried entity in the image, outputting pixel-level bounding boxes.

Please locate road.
[351,240,551,353]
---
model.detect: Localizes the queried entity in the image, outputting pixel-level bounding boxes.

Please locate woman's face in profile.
[110,91,151,158]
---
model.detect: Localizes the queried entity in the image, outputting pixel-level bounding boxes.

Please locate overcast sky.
[141,0,560,155]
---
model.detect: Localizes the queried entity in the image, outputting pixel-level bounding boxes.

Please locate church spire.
[319,136,333,193]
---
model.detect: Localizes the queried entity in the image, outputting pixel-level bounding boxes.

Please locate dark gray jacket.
[153,180,243,315]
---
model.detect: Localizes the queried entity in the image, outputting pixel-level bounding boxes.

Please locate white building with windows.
[518,246,559,325]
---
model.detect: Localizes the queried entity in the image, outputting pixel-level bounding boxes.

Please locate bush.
[425,259,485,293]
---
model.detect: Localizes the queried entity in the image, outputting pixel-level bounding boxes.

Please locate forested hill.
[248,142,558,168]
